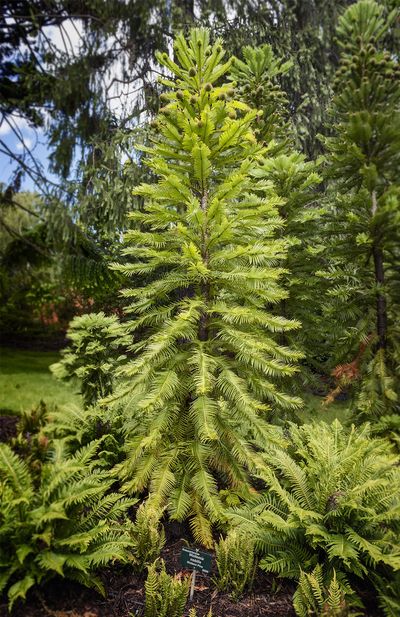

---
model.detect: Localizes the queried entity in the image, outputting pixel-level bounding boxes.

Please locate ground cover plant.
[0,439,136,610]
[0,1,399,616]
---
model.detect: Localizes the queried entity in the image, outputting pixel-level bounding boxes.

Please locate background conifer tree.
[320,0,400,416]
[112,29,302,546]
[228,44,293,153]
[231,44,324,390]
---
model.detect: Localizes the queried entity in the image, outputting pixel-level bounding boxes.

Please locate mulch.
[0,543,383,617]
[1,544,297,617]
[0,415,18,443]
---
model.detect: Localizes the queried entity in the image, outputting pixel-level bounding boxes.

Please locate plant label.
[180,546,212,574]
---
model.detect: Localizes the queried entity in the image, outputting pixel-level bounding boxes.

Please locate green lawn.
[0,347,349,423]
[0,347,80,414]
[296,391,350,425]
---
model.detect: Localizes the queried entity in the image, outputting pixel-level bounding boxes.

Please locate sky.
[0,7,202,194]
[0,17,137,193]
[0,116,53,191]
[0,19,84,192]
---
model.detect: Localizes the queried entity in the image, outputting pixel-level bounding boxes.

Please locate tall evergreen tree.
[111,29,302,545]
[231,44,324,388]
[321,0,400,415]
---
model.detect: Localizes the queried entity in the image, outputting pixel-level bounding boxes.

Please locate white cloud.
[16,136,34,151]
[0,122,11,136]
[43,19,84,56]
[0,114,33,136]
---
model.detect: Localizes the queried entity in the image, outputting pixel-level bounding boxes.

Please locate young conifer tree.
[111,29,302,545]
[321,0,400,416]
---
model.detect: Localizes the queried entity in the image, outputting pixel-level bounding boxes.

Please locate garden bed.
[2,541,297,617]
[1,529,382,617]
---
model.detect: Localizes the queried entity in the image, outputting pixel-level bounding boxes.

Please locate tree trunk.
[371,191,387,350]
[181,0,195,21]
[199,190,209,342]
[372,244,387,350]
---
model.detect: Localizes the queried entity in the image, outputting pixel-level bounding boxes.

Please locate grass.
[296,391,350,425]
[0,347,350,423]
[0,347,80,414]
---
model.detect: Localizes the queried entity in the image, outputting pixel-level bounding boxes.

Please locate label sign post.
[180,547,212,601]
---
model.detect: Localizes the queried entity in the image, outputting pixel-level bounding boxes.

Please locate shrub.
[51,311,130,408]
[229,420,400,611]
[44,403,125,467]
[17,400,49,435]
[11,401,50,472]
[0,440,136,610]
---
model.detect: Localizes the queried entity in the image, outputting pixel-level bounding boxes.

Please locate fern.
[0,441,136,610]
[229,420,400,610]
[293,565,351,617]
[127,501,166,573]
[10,401,50,475]
[44,402,126,468]
[214,529,256,600]
[144,559,190,617]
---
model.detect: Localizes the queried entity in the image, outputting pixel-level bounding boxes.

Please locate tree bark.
[371,191,387,350]
[199,190,209,342]
[372,244,387,350]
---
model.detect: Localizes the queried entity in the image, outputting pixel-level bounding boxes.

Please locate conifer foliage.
[229,44,293,151]
[51,312,130,408]
[321,0,400,416]
[231,44,324,384]
[112,29,302,546]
